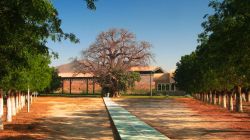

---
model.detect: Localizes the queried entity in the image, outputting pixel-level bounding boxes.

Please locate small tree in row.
[174,0,250,112]
[0,0,96,130]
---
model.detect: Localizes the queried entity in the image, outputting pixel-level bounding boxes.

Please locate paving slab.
[103,97,170,140]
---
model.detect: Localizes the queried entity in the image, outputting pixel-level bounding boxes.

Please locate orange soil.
[113,98,250,140]
[0,97,113,140]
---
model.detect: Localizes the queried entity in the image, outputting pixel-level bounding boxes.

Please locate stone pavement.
[103,97,170,140]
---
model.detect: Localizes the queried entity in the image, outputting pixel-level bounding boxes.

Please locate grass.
[120,95,190,99]
[38,93,191,99]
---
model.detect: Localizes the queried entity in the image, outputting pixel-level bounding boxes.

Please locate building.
[154,73,176,92]
[57,62,100,94]
[56,62,178,94]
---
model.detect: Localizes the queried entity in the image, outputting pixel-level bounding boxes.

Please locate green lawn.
[120,95,190,99]
[38,93,190,99]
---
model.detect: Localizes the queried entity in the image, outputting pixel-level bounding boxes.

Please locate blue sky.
[48,0,212,72]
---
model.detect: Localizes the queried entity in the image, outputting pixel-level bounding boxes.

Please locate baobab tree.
[73,28,153,97]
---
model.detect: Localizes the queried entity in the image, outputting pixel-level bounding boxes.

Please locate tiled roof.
[59,72,93,78]
[129,66,164,73]
[154,73,171,83]
[57,62,164,73]
[56,63,75,73]
[57,62,165,78]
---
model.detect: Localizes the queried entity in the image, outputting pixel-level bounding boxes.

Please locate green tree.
[0,0,96,91]
[0,0,96,129]
[42,68,62,93]
[174,0,250,112]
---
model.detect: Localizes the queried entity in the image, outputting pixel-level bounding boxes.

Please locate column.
[150,72,152,96]
[61,79,64,94]
[86,79,89,94]
[69,79,72,94]
[92,79,95,94]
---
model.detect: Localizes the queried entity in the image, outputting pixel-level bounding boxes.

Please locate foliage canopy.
[174,0,250,93]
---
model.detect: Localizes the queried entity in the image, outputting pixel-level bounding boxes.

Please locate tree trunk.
[101,87,109,97]
[113,91,119,97]
[242,91,246,102]
[0,90,3,130]
[11,92,16,116]
[110,87,117,97]
[228,91,233,111]
[0,116,3,130]
[22,93,25,108]
[209,91,212,104]
[217,92,221,105]
[246,91,250,102]
[205,92,209,103]
[207,92,210,103]
[20,93,23,108]
[7,92,12,122]
[201,93,204,102]
[15,92,19,113]
[205,92,208,102]
[222,91,227,108]
[206,92,209,103]
[30,92,33,105]
[212,91,216,105]
[235,86,243,112]
[18,92,21,111]
[192,93,196,99]
[0,91,3,117]
[28,88,30,112]
[203,92,206,102]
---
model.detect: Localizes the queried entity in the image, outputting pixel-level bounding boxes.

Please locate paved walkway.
[103,97,169,140]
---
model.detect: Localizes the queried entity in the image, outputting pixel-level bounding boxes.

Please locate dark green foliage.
[99,70,141,96]
[115,71,141,92]
[85,0,96,10]
[42,68,62,93]
[174,0,250,93]
[0,0,95,92]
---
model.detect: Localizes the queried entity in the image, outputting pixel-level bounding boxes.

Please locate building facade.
[56,62,178,94]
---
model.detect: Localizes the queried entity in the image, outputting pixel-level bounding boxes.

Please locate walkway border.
[103,97,170,140]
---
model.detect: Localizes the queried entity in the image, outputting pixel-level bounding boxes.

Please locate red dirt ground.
[0,97,113,140]
[1,97,250,139]
[113,97,250,140]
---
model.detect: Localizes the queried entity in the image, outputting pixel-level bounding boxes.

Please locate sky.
[48,0,213,72]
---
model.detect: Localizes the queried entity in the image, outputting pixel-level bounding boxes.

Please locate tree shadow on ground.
[1,109,113,140]
[113,98,250,139]
[0,135,42,140]
[1,97,114,140]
